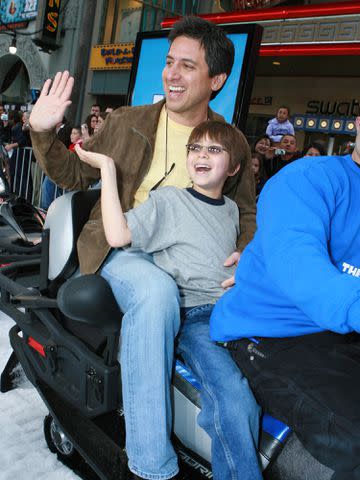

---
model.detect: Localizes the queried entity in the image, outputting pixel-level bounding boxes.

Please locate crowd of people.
[0,103,116,208]
[250,105,327,197]
[1,13,359,480]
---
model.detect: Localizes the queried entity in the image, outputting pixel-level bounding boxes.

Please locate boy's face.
[162,36,226,125]
[251,157,260,175]
[186,134,237,198]
[277,108,289,123]
[71,128,81,143]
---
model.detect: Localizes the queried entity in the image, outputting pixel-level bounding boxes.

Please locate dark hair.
[251,151,266,179]
[169,16,235,100]
[85,114,98,136]
[72,125,82,134]
[98,112,108,121]
[280,133,296,143]
[253,134,272,151]
[8,110,21,125]
[188,120,247,173]
[278,105,290,116]
[303,142,326,157]
[91,104,100,109]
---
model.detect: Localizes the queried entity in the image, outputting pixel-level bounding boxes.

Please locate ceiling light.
[272,61,281,66]
[9,36,17,55]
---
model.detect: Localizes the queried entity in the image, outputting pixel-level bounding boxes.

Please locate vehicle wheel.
[43,414,79,460]
[43,414,101,480]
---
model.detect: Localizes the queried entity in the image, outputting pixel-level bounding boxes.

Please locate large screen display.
[128,24,262,130]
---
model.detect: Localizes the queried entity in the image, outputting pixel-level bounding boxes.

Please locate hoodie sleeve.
[256,164,360,334]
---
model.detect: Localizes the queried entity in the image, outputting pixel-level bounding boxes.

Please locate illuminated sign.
[33,0,62,50]
[0,0,37,29]
[306,99,360,117]
[90,44,135,71]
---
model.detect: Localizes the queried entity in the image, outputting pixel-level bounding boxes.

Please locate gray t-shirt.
[125,187,240,307]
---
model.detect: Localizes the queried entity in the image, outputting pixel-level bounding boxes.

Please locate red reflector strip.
[28,337,46,357]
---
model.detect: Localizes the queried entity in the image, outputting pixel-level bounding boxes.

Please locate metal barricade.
[10,147,66,209]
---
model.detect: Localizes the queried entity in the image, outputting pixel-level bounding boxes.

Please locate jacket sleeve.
[257,165,360,333]
[29,113,120,191]
[231,132,257,252]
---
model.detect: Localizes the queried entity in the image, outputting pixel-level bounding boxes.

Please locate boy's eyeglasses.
[186,144,228,155]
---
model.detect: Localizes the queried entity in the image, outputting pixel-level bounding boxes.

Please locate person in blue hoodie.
[265,106,295,144]
[210,116,360,480]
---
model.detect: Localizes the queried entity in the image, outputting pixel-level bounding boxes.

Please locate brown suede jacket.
[30,100,256,274]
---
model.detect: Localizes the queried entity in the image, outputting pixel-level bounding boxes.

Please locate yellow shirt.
[134,107,193,207]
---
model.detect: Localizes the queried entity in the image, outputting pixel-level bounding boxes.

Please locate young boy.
[266,105,295,144]
[75,121,262,480]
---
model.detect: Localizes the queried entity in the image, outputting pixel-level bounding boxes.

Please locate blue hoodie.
[210,154,360,341]
[266,117,295,143]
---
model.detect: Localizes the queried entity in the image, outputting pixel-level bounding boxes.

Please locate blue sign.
[0,0,38,24]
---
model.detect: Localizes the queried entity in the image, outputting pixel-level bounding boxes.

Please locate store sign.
[90,44,135,70]
[306,99,360,117]
[33,0,62,50]
[0,0,38,30]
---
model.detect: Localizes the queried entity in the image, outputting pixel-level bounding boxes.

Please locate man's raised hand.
[29,71,74,132]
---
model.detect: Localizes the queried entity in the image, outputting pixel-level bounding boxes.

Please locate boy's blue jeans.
[101,249,262,480]
[101,249,180,480]
[177,304,262,480]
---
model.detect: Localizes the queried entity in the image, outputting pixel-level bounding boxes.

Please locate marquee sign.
[90,44,135,70]
[0,0,37,30]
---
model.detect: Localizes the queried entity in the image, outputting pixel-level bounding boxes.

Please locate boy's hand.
[75,144,113,170]
[30,71,74,132]
[221,251,240,289]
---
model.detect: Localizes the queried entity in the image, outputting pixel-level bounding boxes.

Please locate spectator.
[90,104,101,117]
[251,152,266,197]
[0,111,11,145]
[94,112,108,135]
[266,105,295,144]
[303,142,326,157]
[252,134,274,178]
[268,133,300,177]
[90,104,101,116]
[5,110,32,200]
[81,114,97,141]
[68,126,83,152]
[105,106,114,114]
[22,111,32,147]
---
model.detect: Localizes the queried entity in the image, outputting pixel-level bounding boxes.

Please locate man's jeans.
[101,249,180,480]
[177,304,262,480]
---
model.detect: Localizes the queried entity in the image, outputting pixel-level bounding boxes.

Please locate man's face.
[280,135,297,153]
[162,36,226,124]
[91,105,100,117]
[277,108,289,123]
